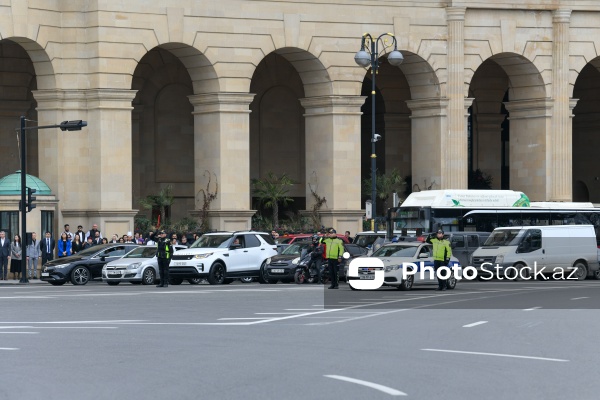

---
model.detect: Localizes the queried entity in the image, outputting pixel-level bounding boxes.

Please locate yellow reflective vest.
[427,237,452,261]
[322,237,344,259]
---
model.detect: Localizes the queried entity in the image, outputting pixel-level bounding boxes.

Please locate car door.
[418,244,436,284]
[242,234,265,273]
[450,235,468,267]
[223,235,248,274]
[89,246,131,278]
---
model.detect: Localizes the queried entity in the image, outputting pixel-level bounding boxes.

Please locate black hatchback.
[41,244,139,286]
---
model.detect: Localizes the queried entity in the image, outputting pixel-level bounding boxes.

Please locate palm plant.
[252,172,294,229]
[362,168,406,211]
[139,185,175,227]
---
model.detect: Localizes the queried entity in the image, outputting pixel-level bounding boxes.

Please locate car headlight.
[53,264,70,270]
[292,257,300,265]
[495,255,504,264]
[266,258,272,265]
[127,262,142,270]
[384,265,401,272]
[194,253,213,259]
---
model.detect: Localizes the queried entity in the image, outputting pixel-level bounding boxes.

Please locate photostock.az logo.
[347,258,385,290]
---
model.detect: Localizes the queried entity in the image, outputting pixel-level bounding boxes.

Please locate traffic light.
[27,187,37,212]
[59,120,87,131]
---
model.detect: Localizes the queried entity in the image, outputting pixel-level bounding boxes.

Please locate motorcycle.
[294,251,321,284]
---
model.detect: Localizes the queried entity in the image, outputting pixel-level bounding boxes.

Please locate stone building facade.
[1,0,599,235]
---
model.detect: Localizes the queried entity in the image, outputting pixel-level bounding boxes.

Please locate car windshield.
[372,245,418,258]
[353,234,384,247]
[190,234,232,249]
[75,246,105,256]
[124,247,157,259]
[281,242,312,255]
[483,230,524,246]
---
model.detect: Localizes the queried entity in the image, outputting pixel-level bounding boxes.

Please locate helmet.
[312,234,320,242]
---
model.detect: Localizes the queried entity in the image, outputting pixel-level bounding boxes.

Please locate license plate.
[41,272,49,277]
[108,272,120,276]
[359,275,375,280]
[271,269,284,273]
[173,261,187,266]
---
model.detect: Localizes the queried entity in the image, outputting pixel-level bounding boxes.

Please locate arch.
[395,51,441,100]
[130,42,218,94]
[3,37,56,90]
[466,52,547,100]
[253,47,332,98]
[573,180,590,202]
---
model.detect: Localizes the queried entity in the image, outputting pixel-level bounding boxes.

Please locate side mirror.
[419,253,429,259]
[100,256,106,262]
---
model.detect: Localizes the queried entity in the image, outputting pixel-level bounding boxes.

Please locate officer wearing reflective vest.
[322,228,344,289]
[426,229,452,291]
[156,230,173,288]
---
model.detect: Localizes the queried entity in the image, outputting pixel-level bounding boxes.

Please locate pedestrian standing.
[0,231,12,280]
[27,232,41,279]
[58,233,72,257]
[322,228,344,289]
[156,230,173,288]
[10,235,22,280]
[426,229,452,291]
[41,232,56,270]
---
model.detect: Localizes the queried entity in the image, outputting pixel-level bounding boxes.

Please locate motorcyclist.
[309,234,323,282]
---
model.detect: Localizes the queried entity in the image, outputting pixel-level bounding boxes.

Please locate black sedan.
[264,242,368,283]
[41,244,139,285]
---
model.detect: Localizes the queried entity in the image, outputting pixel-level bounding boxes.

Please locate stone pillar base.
[61,209,138,238]
[190,210,256,232]
[302,210,365,236]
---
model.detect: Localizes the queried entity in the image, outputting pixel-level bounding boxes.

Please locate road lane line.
[324,375,407,396]
[421,349,569,362]
[570,297,589,300]
[217,318,267,320]
[523,307,541,311]
[0,348,19,351]
[0,320,144,324]
[0,326,34,329]
[463,321,488,328]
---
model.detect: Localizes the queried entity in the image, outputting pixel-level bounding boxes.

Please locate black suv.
[41,244,139,285]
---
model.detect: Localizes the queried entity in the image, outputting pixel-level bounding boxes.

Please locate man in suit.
[85,224,102,241]
[41,231,55,276]
[75,225,85,244]
[27,232,42,279]
[0,231,11,280]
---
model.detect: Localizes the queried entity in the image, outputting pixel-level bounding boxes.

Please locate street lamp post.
[18,117,87,283]
[355,33,403,231]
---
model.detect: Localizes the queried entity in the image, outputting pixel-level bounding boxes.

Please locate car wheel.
[207,262,226,285]
[446,276,457,290]
[573,262,587,281]
[106,281,120,286]
[511,263,529,281]
[70,266,90,285]
[188,278,203,285]
[294,271,305,284]
[258,262,270,284]
[594,268,600,280]
[169,278,183,285]
[141,268,156,285]
[398,275,414,291]
[240,277,254,283]
[49,281,65,286]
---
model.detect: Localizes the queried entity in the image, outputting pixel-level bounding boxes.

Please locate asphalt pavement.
[1,279,600,400]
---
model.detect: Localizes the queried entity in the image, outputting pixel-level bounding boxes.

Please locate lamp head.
[354,50,371,68]
[387,50,404,67]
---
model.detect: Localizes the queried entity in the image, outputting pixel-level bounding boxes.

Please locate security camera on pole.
[355,33,403,231]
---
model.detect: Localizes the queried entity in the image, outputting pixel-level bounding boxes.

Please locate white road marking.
[463,321,488,328]
[254,312,303,315]
[421,349,569,362]
[0,296,54,299]
[0,320,144,324]
[523,307,541,311]
[324,375,407,396]
[217,318,267,321]
[0,326,34,329]
[0,348,19,351]
[570,297,589,300]
[307,309,406,326]
[285,309,324,311]
[35,327,118,329]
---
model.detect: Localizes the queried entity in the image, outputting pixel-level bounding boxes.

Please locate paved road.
[1,279,599,400]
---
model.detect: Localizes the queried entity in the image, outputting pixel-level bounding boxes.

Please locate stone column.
[446,6,468,188]
[472,113,505,189]
[188,93,256,231]
[504,99,553,201]
[33,89,139,236]
[300,95,366,234]
[405,98,449,192]
[384,113,411,178]
[551,9,572,201]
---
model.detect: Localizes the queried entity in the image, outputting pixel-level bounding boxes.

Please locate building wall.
[0,1,599,233]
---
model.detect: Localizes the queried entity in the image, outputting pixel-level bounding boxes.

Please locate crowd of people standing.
[0,223,197,281]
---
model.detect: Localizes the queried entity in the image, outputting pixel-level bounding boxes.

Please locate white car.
[102,245,188,285]
[169,231,278,285]
[348,242,461,290]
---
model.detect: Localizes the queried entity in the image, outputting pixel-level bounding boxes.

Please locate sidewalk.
[0,278,47,285]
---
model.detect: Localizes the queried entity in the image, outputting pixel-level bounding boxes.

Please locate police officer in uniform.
[322,228,344,289]
[426,229,452,291]
[156,230,173,288]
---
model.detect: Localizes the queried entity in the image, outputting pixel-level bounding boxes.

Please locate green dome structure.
[0,171,52,195]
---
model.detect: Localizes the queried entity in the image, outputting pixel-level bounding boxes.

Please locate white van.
[471,225,600,280]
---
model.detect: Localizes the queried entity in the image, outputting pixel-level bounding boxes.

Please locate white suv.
[169,231,278,285]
